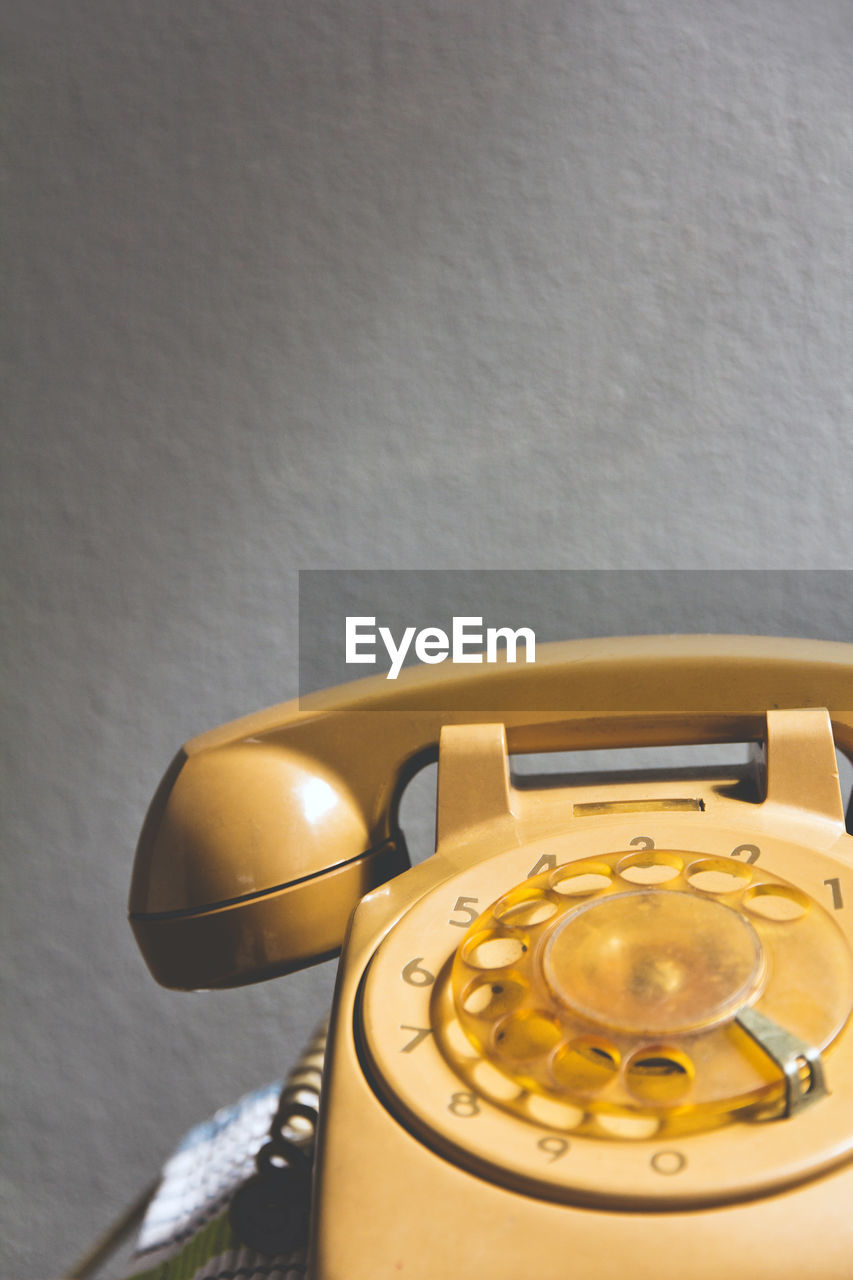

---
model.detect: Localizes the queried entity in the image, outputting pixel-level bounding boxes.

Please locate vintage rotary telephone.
[130,636,853,1279]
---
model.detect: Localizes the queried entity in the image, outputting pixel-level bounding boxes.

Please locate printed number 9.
[538,1136,569,1162]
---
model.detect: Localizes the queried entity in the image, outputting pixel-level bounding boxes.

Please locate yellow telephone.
[130,636,853,1279]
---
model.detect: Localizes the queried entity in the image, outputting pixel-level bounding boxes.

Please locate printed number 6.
[402,958,435,986]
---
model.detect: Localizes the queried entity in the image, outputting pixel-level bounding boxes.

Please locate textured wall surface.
[3,2,853,1275]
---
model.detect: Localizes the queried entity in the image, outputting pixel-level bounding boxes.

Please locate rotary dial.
[450,850,851,1133]
[358,824,853,1206]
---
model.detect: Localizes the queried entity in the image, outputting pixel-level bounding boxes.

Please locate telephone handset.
[130,636,853,1279]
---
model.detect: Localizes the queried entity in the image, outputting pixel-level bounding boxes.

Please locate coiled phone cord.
[62,1018,329,1277]
[229,1017,329,1255]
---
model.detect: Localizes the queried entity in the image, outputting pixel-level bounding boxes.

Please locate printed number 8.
[448,1092,480,1117]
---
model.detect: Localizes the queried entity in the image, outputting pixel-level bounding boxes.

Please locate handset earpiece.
[129,733,410,989]
[129,635,853,990]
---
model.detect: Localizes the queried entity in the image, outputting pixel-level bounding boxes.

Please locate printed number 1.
[825,878,844,910]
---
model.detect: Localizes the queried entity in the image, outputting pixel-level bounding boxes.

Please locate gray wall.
[3,3,853,1275]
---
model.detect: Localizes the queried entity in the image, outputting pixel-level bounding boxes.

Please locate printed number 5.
[449,896,480,928]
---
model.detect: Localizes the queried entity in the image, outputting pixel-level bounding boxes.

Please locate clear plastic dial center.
[543,889,765,1035]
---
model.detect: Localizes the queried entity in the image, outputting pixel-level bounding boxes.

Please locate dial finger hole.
[494,1010,562,1060]
[461,931,527,970]
[550,862,613,896]
[686,857,752,895]
[742,884,809,922]
[526,1094,585,1131]
[493,892,558,927]
[625,1047,694,1104]
[445,1018,479,1061]
[595,1113,661,1140]
[551,1038,621,1092]
[460,977,526,1019]
[617,851,683,885]
[471,1060,524,1102]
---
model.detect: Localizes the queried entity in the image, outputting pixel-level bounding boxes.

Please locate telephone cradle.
[126,636,853,1280]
